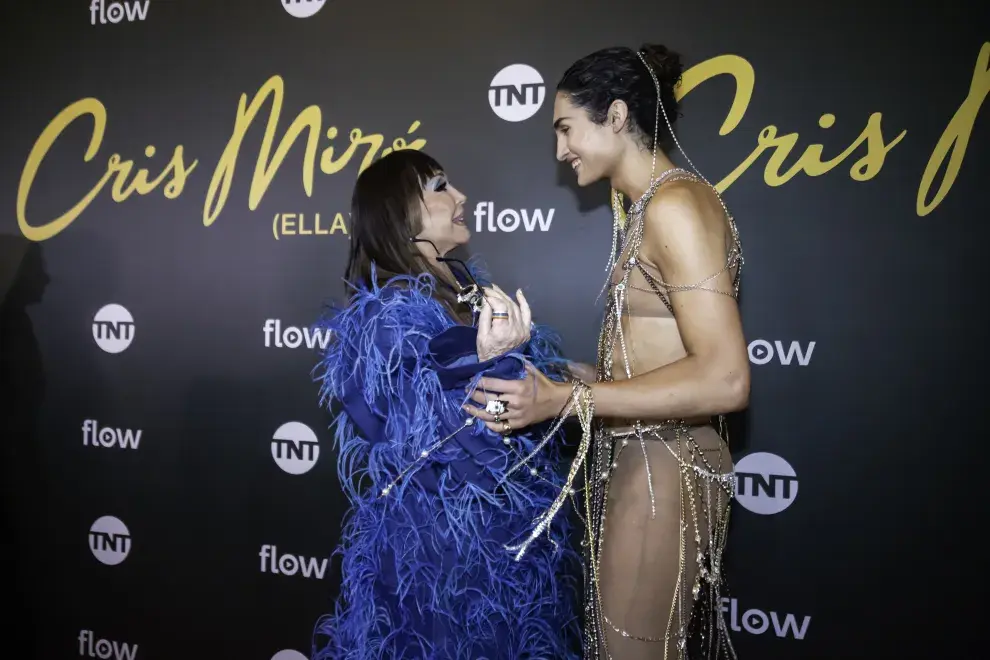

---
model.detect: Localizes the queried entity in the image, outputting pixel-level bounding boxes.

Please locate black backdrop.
[1,1,987,658]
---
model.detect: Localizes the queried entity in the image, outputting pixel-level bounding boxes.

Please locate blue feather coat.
[310,268,582,660]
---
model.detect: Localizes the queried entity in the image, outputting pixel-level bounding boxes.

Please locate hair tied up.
[556,44,684,152]
[638,43,684,86]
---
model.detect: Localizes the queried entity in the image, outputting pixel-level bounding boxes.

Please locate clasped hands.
[465,284,572,434]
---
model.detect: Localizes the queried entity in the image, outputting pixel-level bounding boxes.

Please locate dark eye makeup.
[425,174,448,192]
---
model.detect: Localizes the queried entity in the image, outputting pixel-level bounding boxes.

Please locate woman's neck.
[421,256,458,289]
[437,261,459,288]
[412,242,458,287]
[609,148,676,202]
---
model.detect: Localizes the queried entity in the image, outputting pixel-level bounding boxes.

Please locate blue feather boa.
[309,265,582,659]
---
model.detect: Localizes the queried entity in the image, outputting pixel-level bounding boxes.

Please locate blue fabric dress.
[309,269,582,660]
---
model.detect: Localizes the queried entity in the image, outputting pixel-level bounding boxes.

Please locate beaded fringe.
[581,421,738,660]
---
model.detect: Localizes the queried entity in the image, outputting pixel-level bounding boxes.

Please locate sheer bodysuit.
[584,165,743,660]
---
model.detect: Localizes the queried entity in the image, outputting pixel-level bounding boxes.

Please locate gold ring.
[502,421,511,433]
[492,311,509,319]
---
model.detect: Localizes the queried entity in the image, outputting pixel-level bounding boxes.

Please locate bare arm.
[585,182,749,419]
[464,182,750,433]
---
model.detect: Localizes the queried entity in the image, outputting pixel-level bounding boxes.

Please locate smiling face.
[414,172,469,255]
[553,91,624,187]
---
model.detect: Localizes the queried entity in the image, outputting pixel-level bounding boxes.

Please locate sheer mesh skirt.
[590,424,736,660]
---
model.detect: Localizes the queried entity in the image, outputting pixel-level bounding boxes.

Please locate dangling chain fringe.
[510,48,741,659]
[586,422,737,659]
[582,49,740,660]
[505,380,595,561]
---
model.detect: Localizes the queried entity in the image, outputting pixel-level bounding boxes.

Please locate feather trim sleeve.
[309,270,583,660]
[311,271,568,500]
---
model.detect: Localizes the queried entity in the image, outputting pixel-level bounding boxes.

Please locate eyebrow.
[553,117,570,129]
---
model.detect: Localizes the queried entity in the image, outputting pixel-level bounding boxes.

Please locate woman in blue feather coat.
[310,149,582,660]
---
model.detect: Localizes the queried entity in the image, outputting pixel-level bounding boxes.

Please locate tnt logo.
[489,64,545,122]
[92,304,135,354]
[282,0,326,18]
[272,422,320,475]
[89,516,131,565]
[78,630,139,659]
[271,651,308,660]
[734,452,798,515]
[90,0,149,24]
[748,339,815,366]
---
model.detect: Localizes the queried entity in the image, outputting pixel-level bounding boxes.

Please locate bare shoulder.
[645,178,727,240]
[641,178,730,272]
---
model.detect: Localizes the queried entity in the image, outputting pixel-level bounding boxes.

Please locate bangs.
[406,152,445,191]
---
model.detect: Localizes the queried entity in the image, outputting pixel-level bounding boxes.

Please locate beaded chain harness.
[581,163,742,660]
[575,51,745,660]
[498,48,746,660]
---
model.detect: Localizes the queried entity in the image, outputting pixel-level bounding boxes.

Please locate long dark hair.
[344,149,474,325]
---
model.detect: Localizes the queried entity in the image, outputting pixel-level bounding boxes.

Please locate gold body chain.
[508,48,746,660]
[580,165,742,660]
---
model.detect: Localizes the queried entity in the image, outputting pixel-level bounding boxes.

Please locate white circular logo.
[271,651,308,660]
[282,0,326,18]
[271,422,320,475]
[92,304,135,354]
[488,64,546,122]
[733,452,799,515]
[89,515,131,565]
[747,339,774,365]
[105,3,125,22]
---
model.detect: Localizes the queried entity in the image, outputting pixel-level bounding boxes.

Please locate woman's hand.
[463,363,571,434]
[476,284,532,362]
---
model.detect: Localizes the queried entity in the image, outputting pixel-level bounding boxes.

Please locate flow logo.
[82,420,142,450]
[89,516,131,565]
[259,545,329,580]
[734,452,798,515]
[282,0,326,18]
[748,340,815,366]
[78,630,138,659]
[89,0,149,24]
[272,422,320,475]
[489,64,546,122]
[271,652,308,660]
[720,598,811,640]
[263,319,332,350]
[92,304,135,354]
[473,202,554,232]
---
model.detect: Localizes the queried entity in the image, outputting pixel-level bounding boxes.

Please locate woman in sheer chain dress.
[465,44,750,659]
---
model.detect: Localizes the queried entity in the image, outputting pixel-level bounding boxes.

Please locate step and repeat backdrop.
[0,0,986,658]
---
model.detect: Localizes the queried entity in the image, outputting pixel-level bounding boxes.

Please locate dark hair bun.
[639,44,684,87]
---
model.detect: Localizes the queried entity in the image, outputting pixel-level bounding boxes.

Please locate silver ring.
[485,399,507,416]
